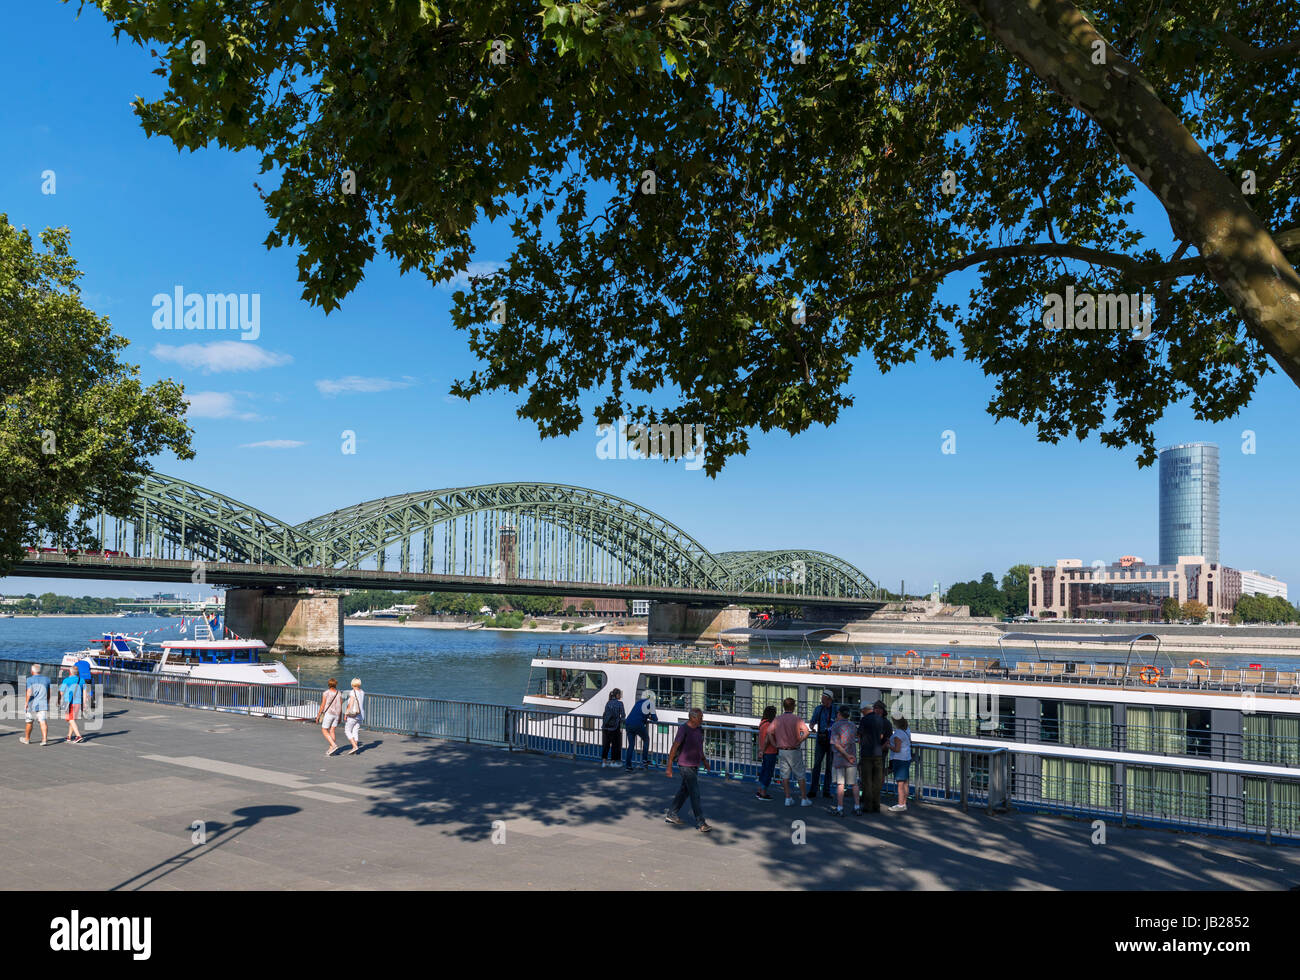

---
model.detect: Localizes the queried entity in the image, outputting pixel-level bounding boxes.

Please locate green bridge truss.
[80,474,879,600]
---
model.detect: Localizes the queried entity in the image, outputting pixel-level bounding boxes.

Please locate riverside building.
[1028,556,1241,623]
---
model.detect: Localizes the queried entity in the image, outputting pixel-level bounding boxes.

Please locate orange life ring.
[904,649,918,657]
[619,646,630,661]
[816,653,832,670]
[1189,659,1209,669]
[1139,665,1162,686]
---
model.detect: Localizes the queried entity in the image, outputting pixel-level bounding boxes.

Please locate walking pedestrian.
[343,678,365,754]
[829,706,861,816]
[59,669,84,743]
[317,678,343,756]
[858,699,893,813]
[664,707,711,832]
[600,688,626,767]
[808,689,836,798]
[623,690,658,771]
[75,657,94,716]
[754,705,779,800]
[889,717,912,812]
[772,697,812,807]
[20,664,51,746]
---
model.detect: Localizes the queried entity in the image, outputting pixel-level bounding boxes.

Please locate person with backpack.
[623,690,658,771]
[600,688,626,768]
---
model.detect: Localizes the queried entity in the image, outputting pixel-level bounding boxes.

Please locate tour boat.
[62,614,296,686]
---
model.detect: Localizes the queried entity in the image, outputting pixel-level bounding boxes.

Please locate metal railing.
[6,658,1296,843]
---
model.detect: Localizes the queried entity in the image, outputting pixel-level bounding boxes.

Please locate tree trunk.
[962,0,1300,387]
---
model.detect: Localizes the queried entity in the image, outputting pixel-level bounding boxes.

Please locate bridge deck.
[1,701,1296,890]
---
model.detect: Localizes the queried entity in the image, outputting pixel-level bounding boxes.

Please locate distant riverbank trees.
[1233,593,1300,624]
[944,565,1033,618]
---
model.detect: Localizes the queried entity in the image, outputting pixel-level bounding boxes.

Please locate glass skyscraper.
[1158,443,1219,565]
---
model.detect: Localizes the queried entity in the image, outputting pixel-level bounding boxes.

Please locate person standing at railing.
[343,678,365,755]
[829,706,862,816]
[754,705,779,800]
[858,700,892,814]
[772,697,812,808]
[664,707,711,833]
[888,718,912,812]
[623,690,658,771]
[317,678,343,756]
[600,688,626,768]
[808,690,836,798]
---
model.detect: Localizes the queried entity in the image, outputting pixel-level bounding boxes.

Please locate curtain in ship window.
[690,678,706,713]
[1244,778,1300,833]
[1042,759,1113,807]
[1274,716,1300,766]
[1087,705,1113,748]
[1243,714,1269,762]
[1154,709,1187,754]
[1061,703,1087,745]
[1127,707,1153,752]
[948,694,978,736]
[751,683,799,716]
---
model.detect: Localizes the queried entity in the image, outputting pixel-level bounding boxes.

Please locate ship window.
[1243,778,1300,833]
[703,678,736,714]
[543,667,606,702]
[1126,767,1209,822]
[646,675,687,710]
[1243,714,1300,765]
[1040,701,1112,748]
[1040,759,1113,808]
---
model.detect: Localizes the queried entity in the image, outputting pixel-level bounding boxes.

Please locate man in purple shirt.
[665,708,712,832]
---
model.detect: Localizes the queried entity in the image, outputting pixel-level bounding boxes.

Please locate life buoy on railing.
[816,653,832,670]
[1189,659,1209,669]
[904,649,919,657]
[1139,665,1162,686]
[619,646,630,661]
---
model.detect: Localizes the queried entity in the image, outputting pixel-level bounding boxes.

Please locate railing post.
[572,714,578,761]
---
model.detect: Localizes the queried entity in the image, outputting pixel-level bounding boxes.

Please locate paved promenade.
[1,701,1298,890]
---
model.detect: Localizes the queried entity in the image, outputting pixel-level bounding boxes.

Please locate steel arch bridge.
[46,474,880,601]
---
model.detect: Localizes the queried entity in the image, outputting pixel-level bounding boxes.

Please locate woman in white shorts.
[343,678,365,755]
[316,678,343,756]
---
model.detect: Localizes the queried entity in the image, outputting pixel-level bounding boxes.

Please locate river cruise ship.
[524,628,1300,840]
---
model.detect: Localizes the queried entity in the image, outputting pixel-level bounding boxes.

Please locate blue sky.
[4,3,1299,601]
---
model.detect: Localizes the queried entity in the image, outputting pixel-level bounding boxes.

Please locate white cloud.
[184,391,262,421]
[152,341,293,373]
[315,375,416,397]
[239,439,305,449]
[438,261,506,291]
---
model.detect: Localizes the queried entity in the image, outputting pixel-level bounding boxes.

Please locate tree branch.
[1222,32,1300,62]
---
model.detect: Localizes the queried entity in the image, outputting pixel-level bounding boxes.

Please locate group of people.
[758,690,912,817]
[598,687,913,832]
[315,678,367,756]
[19,661,93,746]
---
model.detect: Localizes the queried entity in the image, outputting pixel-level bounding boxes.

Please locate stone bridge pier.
[224,587,344,657]
[648,602,751,643]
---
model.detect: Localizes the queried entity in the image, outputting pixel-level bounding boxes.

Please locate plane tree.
[0,217,194,575]
[87,0,1300,473]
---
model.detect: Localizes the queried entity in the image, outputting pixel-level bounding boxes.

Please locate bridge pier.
[648,602,750,644]
[225,588,344,657]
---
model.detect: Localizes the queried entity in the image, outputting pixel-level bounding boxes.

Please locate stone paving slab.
[1,700,1298,890]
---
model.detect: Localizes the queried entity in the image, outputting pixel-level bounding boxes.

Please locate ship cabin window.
[645,675,687,710]
[820,687,862,722]
[703,678,736,714]
[543,668,606,702]
[1244,778,1300,833]
[948,692,1014,738]
[1126,767,1210,822]
[1126,707,1212,757]
[1040,700,1113,749]
[1243,714,1300,766]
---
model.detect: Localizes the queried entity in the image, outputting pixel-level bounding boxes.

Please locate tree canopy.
[89,0,1300,473]
[0,216,193,575]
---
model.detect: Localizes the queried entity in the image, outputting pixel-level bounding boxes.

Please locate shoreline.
[344,618,647,637]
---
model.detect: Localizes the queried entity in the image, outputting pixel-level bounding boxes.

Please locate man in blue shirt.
[808,690,837,798]
[20,664,52,745]
[75,658,94,715]
[59,670,84,743]
[623,690,658,771]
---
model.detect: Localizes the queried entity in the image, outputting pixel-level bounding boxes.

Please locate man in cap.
[857,699,893,813]
[807,689,837,798]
